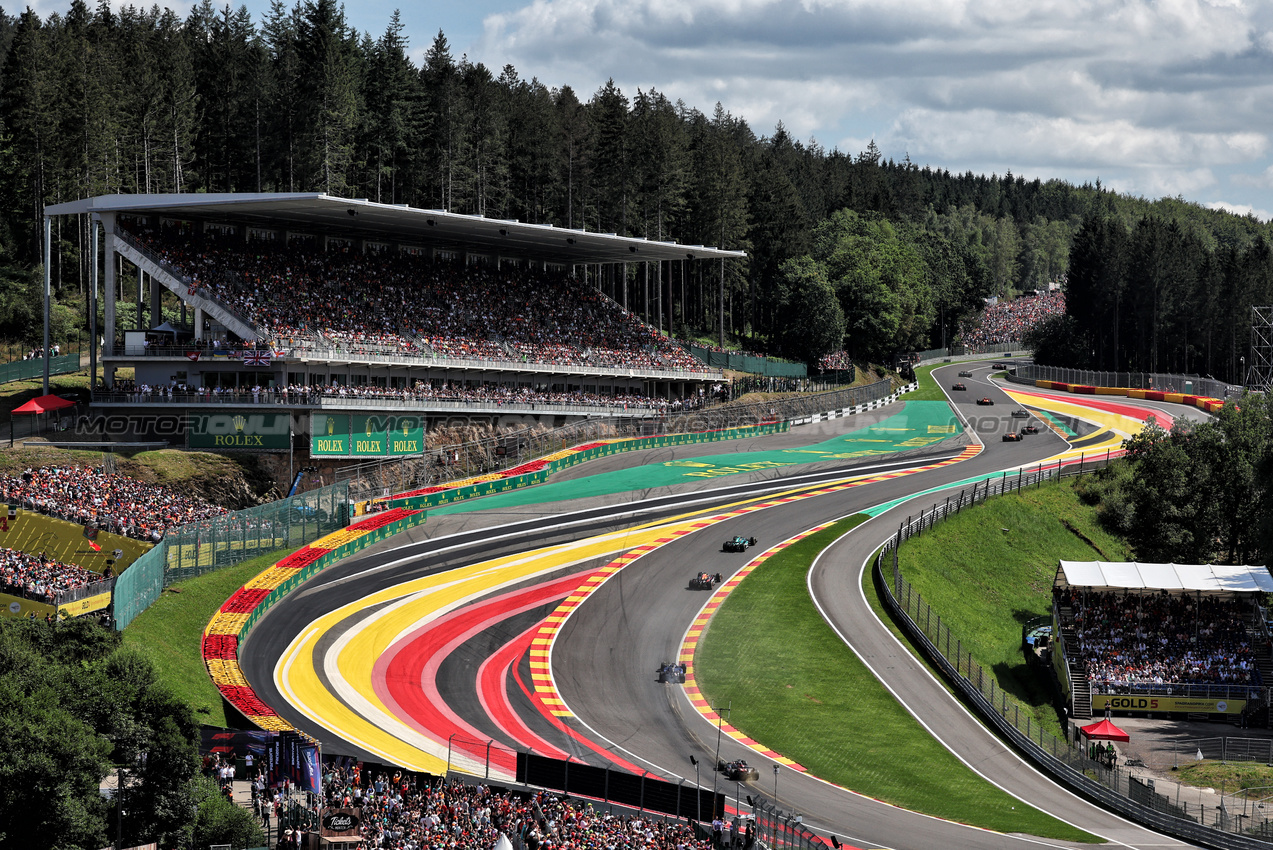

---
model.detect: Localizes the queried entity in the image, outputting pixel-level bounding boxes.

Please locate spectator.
[0,465,229,542]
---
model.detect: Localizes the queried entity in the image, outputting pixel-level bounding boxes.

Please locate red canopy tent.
[11,394,76,444]
[12,394,75,415]
[1080,717,1130,742]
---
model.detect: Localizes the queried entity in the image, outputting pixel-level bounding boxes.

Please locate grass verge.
[123,548,289,727]
[1174,761,1273,795]
[904,364,948,402]
[890,478,1132,739]
[696,519,1100,841]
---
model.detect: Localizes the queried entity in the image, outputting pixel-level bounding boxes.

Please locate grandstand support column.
[149,267,161,330]
[657,260,663,335]
[42,214,51,395]
[103,212,117,372]
[135,266,144,331]
[195,307,204,340]
[718,258,725,349]
[643,262,649,325]
[90,214,99,393]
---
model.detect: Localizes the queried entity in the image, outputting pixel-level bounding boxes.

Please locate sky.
[28,0,1273,221]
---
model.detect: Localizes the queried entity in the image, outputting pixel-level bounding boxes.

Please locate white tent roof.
[1056,561,1273,595]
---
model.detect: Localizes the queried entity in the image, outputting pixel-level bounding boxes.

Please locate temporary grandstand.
[1052,561,1273,723]
[42,194,745,450]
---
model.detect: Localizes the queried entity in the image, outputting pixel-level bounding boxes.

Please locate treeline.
[0,617,260,849]
[2,1,1272,362]
[1028,202,1273,384]
[1078,397,1273,565]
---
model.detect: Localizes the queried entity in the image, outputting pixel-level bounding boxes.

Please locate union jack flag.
[242,350,273,366]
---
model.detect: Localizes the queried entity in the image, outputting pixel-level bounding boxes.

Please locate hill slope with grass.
[890,478,1132,739]
[696,520,1099,841]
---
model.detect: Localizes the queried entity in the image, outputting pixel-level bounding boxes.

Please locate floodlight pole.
[43,215,51,396]
[712,701,731,817]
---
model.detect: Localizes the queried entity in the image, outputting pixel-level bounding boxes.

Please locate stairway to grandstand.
[1057,605,1092,720]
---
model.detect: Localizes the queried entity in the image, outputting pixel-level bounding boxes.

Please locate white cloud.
[474,0,1273,211]
[1205,200,1272,221]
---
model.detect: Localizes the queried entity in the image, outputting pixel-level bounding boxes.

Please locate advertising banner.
[311,413,351,456]
[387,415,424,456]
[189,413,290,450]
[351,415,388,456]
[1092,694,1245,715]
[0,591,55,619]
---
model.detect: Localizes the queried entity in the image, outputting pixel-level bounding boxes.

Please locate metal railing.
[749,795,825,849]
[1015,364,1237,401]
[875,453,1273,848]
[115,227,263,339]
[112,481,348,629]
[89,389,668,417]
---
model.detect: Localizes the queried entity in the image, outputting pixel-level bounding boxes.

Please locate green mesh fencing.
[113,481,350,630]
[0,353,81,384]
[687,345,807,378]
[112,541,167,630]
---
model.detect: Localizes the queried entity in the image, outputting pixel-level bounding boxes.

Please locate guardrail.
[1016,364,1237,402]
[875,454,1273,849]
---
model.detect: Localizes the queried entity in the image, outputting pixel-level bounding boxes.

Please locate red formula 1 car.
[690,571,720,590]
[976,397,995,406]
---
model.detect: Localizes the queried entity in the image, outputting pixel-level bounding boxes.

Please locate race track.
[242,364,1211,850]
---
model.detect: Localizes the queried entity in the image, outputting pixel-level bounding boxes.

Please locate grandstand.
[42,194,743,450]
[1051,561,1273,722]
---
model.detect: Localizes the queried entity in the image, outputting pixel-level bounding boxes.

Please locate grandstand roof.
[44,194,747,265]
[1056,561,1273,595]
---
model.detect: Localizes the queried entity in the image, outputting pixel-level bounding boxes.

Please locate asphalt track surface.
[244,364,1212,850]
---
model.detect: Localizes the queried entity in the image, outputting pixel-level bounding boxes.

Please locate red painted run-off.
[1011,388,1174,429]
[374,572,591,772]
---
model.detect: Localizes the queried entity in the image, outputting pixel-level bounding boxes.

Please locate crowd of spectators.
[0,465,229,542]
[1062,590,1259,693]
[817,351,854,372]
[122,222,713,375]
[959,291,1065,347]
[106,379,699,412]
[0,545,101,602]
[316,763,715,850]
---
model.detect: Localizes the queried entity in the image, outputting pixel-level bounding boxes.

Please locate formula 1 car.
[976,397,995,405]
[690,571,720,590]
[958,370,973,378]
[723,535,757,553]
[951,382,967,391]
[718,759,761,781]
[1023,423,1039,435]
[659,662,687,684]
[1011,408,1028,418]
[1002,431,1024,442]
[992,362,1008,369]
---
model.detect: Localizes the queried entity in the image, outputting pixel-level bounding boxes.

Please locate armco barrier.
[876,461,1273,850]
[203,507,426,731]
[380,421,789,511]
[1008,374,1227,415]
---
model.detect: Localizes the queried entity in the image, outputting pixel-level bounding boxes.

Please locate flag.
[185,351,201,361]
[83,525,102,551]
[242,350,272,366]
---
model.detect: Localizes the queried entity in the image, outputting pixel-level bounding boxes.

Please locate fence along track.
[875,457,1273,848]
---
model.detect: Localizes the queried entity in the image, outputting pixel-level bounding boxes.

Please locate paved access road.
[244,365,1209,850]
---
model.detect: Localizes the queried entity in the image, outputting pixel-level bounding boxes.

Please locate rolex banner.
[311,413,351,456]
[313,414,424,457]
[188,413,291,450]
